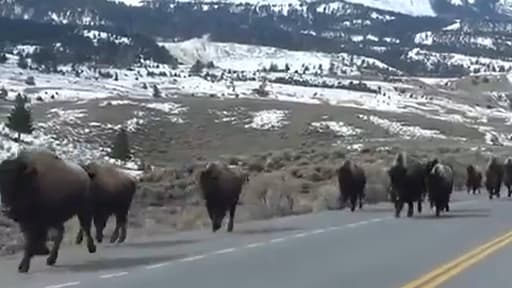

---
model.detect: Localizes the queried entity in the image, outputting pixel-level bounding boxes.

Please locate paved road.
[1,192,511,288]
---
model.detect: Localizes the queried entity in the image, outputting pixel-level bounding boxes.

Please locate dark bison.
[76,162,136,244]
[0,149,96,273]
[198,162,248,232]
[337,159,366,212]
[504,158,512,198]
[485,156,504,199]
[388,152,429,218]
[466,165,482,195]
[427,162,453,217]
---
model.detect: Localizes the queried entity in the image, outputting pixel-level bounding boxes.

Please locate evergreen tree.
[206,61,215,69]
[152,84,162,98]
[110,128,131,161]
[0,54,7,64]
[284,63,290,72]
[7,93,34,142]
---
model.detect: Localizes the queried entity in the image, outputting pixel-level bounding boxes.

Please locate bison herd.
[0,148,511,273]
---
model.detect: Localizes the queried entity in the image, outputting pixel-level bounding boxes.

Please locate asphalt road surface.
[1,192,512,288]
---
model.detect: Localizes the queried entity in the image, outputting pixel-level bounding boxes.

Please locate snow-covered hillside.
[161,36,397,75]
[344,0,436,16]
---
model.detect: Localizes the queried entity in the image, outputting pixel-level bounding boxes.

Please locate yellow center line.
[400,230,512,288]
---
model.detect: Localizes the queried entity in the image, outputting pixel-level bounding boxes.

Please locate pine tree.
[111,128,131,161]
[7,93,34,142]
[284,63,290,72]
[0,54,7,64]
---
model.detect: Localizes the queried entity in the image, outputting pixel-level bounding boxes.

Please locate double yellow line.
[401,230,512,288]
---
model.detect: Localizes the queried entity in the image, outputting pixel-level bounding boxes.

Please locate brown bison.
[466,165,482,195]
[76,162,136,244]
[427,162,453,217]
[504,158,512,198]
[0,149,96,273]
[198,162,248,232]
[485,156,504,199]
[388,152,430,218]
[337,159,366,212]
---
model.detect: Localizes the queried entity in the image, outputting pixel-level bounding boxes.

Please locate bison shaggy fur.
[198,162,247,232]
[76,162,136,245]
[503,158,512,198]
[466,165,482,195]
[0,149,96,273]
[337,160,366,212]
[485,156,504,199]
[427,162,453,217]
[388,152,429,218]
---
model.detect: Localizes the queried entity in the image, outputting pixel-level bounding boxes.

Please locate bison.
[466,165,482,195]
[198,162,247,232]
[485,156,504,199]
[388,152,429,218]
[337,159,366,212]
[504,158,512,198]
[76,162,137,245]
[427,162,453,217]
[0,149,96,273]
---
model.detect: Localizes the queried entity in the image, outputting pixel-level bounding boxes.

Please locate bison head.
[0,158,37,220]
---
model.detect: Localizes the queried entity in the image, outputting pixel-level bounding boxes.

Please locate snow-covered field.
[1,38,512,165]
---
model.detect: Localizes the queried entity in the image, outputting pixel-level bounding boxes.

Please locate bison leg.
[75,228,84,245]
[77,213,96,254]
[417,200,422,214]
[46,224,64,266]
[406,201,414,217]
[395,201,403,218]
[435,204,441,217]
[111,212,128,243]
[18,227,45,273]
[227,205,237,232]
[350,194,357,212]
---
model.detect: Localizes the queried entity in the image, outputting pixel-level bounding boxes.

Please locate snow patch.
[82,30,131,45]
[358,114,447,139]
[415,31,434,45]
[244,110,289,131]
[309,121,362,136]
[99,100,138,107]
[107,0,144,7]
[142,102,188,123]
[443,20,461,31]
